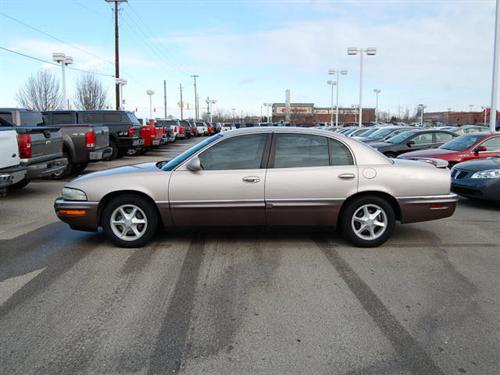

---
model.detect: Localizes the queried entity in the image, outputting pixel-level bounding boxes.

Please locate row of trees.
[17,70,108,111]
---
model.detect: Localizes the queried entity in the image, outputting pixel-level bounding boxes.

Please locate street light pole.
[52,53,73,109]
[116,78,127,110]
[348,47,377,126]
[146,90,154,119]
[490,0,500,132]
[191,74,199,120]
[374,89,381,123]
[327,80,335,126]
[328,69,348,127]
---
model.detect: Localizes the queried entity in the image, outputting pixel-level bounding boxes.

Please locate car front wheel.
[102,194,158,248]
[341,196,395,247]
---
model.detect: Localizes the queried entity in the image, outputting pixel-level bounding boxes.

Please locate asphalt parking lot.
[1,137,499,375]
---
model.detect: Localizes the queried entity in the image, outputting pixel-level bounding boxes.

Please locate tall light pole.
[191,74,199,120]
[327,80,336,126]
[146,90,154,119]
[490,0,500,132]
[328,69,348,127]
[373,89,381,123]
[116,78,127,110]
[52,52,73,109]
[418,104,426,127]
[352,104,358,123]
[263,103,272,123]
[105,0,127,110]
[481,106,488,125]
[206,97,216,123]
[347,47,377,126]
[179,84,184,120]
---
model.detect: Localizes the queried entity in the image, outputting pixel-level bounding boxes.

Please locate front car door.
[169,133,270,226]
[403,132,435,154]
[265,133,358,226]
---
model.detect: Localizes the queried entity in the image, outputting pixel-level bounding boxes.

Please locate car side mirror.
[186,156,202,171]
[407,140,415,147]
[473,145,487,153]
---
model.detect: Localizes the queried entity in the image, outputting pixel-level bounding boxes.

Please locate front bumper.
[0,165,27,188]
[54,198,100,232]
[397,194,458,224]
[26,157,68,179]
[452,178,500,202]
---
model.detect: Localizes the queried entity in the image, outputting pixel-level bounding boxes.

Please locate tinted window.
[199,134,267,170]
[103,113,123,122]
[20,112,44,126]
[435,132,454,143]
[386,131,413,144]
[411,132,433,145]
[126,112,141,125]
[82,113,103,123]
[274,134,329,168]
[329,139,354,165]
[52,113,75,124]
[0,113,13,124]
[481,136,500,151]
[162,134,222,171]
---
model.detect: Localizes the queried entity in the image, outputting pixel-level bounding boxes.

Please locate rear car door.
[265,133,357,225]
[477,136,500,158]
[169,133,270,225]
[434,131,455,147]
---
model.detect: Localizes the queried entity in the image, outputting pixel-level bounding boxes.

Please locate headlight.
[471,169,500,179]
[62,187,88,201]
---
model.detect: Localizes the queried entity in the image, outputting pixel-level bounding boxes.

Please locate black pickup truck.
[0,109,67,189]
[43,110,143,160]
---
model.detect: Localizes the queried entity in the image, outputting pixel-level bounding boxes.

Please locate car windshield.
[439,134,485,151]
[127,112,141,126]
[358,127,379,137]
[160,133,223,170]
[368,128,398,139]
[385,131,414,144]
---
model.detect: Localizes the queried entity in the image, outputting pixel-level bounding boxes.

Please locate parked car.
[40,110,111,177]
[398,133,500,167]
[0,109,67,188]
[0,121,27,195]
[43,110,144,160]
[157,119,180,142]
[206,122,216,135]
[180,120,196,138]
[138,121,158,153]
[350,127,380,139]
[370,129,458,157]
[195,121,208,136]
[361,126,412,143]
[451,156,500,201]
[453,125,489,136]
[55,127,457,248]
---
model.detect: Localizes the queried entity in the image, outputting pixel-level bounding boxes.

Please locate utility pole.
[191,74,199,120]
[374,89,381,123]
[179,84,184,120]
[105,0,127,110]
[163,80,167,119]
[490,0,500,132]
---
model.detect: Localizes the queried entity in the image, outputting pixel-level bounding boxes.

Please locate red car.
[398,132,500,167]
[207,122,215,135]
[139,120,160,152]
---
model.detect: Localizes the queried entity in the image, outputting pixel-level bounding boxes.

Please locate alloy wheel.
[351,204,388,241]
[110,204,148,241]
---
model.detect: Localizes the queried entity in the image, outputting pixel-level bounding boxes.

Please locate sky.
[0,0,497,119]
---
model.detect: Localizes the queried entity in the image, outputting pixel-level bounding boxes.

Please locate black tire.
[101,194,159,248]
[108,140,119,160]
[9,177,31,190]
[74,162,88,175]
[341,196,395,248]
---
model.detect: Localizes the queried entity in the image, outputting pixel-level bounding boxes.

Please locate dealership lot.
[1,137,500,375]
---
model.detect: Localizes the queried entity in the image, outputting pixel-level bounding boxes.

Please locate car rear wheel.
[341,196,395,247]
[52,151,74,179]
[102,194,158,248]
[108,140,119,160]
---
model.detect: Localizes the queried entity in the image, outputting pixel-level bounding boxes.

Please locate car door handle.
[242,176,260,183]
[338,173,355,180]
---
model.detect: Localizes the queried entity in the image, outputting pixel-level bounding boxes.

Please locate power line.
[0,46,116,77]
[0,11,115,66]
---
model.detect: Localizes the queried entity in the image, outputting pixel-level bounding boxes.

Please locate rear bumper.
[54,198,100,232]
[0,165,27,188]
[117,137,144,150]
[89,147,113,162]
[397,194,458,224]
[25,157,68,179]
[452,178,500,202]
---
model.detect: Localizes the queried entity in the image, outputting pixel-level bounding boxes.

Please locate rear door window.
[411,132,433,145]
[273,134,330,168]
[480,136,500,151]
[435,132,454,143]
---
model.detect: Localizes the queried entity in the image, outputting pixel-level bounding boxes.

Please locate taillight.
[85,130,96,150]
[18,133,32,159]
[150,126,156,139]
[128,126,135,137]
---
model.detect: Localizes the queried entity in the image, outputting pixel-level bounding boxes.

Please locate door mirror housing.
[186,156,202,171]
[473,145,487,153]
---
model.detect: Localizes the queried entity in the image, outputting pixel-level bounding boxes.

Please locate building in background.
[424,109,499,125]
[271,103,375,125]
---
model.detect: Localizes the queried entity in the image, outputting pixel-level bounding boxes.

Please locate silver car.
[54,127,457,248]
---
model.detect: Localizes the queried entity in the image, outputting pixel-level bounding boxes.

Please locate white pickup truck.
[0,126,27,195]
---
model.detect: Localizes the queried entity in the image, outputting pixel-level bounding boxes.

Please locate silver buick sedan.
[54,127,457,248]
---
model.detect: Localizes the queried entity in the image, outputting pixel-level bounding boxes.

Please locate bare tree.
[17,70,62,111]
[75,73,108,110]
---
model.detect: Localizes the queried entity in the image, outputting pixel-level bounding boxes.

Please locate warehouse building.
[271,103,375,125]
[423,110,497,125]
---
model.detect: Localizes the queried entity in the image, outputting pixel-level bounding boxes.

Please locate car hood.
[398,148,455,159]
[369,141,391,149]
[72,162,161,182]
[455,157,500,171]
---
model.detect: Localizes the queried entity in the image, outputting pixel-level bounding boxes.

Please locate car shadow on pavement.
[457,197,500,211]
